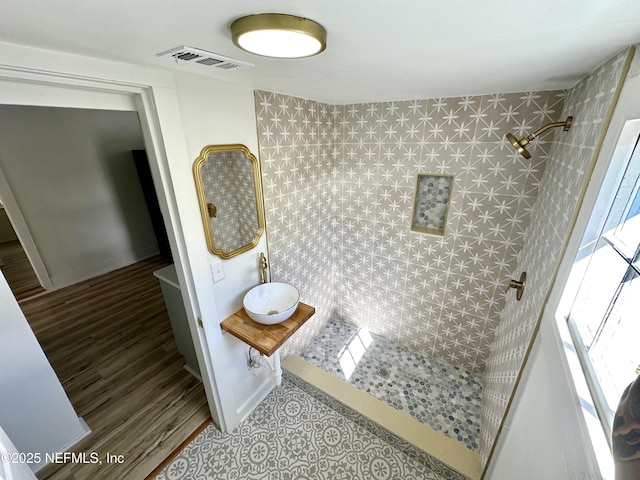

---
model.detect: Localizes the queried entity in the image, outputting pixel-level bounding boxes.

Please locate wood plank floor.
[20,256,210,480]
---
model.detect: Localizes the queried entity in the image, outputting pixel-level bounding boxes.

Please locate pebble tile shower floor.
[300,317,483,451]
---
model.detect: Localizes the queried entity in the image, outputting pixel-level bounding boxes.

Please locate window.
[564,125,640,440]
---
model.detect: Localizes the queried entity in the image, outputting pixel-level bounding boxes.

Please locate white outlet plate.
[211,260,225,282]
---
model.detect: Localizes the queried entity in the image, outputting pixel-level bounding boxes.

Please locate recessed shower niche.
[411,174,454,235]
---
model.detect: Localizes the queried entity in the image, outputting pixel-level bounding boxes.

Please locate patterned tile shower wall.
[333,93,564,372]
[254,91,338,358]
[479,49,631,466]
[255,89,565,374]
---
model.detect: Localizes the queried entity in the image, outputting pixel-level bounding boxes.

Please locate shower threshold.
[283,356,480,480]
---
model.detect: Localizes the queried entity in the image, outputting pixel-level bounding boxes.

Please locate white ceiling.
[2,0,640,104]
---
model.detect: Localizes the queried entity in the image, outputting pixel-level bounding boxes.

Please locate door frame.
[0,61,225,430]
[0,165,53,291]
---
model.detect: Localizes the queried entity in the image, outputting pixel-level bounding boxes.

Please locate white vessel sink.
[243,282,300,325]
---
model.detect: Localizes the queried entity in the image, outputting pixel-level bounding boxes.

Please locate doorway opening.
[0,93,210,477]
[0,212,44,300]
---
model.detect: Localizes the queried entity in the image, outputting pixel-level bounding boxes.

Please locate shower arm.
[516,117,573,148]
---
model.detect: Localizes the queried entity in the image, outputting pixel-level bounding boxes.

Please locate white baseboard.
[236,378,274,424]
[183,364,202,382]
[50,245,160,288]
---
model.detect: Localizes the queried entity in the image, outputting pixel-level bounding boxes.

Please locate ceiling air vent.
[157,46,253,71]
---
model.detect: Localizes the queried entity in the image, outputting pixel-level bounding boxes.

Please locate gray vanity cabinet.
[153,264,200,378]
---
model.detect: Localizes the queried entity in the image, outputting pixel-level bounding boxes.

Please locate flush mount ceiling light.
[230,13,327,59]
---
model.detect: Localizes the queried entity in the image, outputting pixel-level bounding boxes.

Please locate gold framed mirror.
[192,144,265,259]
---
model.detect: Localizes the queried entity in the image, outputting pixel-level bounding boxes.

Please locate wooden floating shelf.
[220,302,315,357]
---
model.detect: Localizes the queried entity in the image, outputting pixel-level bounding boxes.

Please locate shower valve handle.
[507,271,527,301]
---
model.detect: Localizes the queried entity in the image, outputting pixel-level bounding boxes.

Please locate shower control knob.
[508,271,526,301]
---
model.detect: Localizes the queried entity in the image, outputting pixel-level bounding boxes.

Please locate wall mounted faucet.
[259,252,269,284]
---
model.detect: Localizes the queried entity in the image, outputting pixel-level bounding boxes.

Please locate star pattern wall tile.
[478,48,631,466]
[255,92,338,358]
[255,89,564,373]
[337,93,564,373]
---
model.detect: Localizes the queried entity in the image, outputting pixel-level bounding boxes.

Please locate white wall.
[487,47,640,480]
[0,106,157,288]
[173,72,274,428]
[485,319,602,480]
[0,425,37,480]
[0,272,89,471]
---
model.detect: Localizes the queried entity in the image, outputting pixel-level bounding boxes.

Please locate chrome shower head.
[506,116,573,158]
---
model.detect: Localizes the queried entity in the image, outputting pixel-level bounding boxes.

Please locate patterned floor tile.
[154,374,463,480]
[300,317,483,451]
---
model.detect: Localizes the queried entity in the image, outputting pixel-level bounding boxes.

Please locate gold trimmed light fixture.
[230,13,327,59]
[505,116,573,159]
